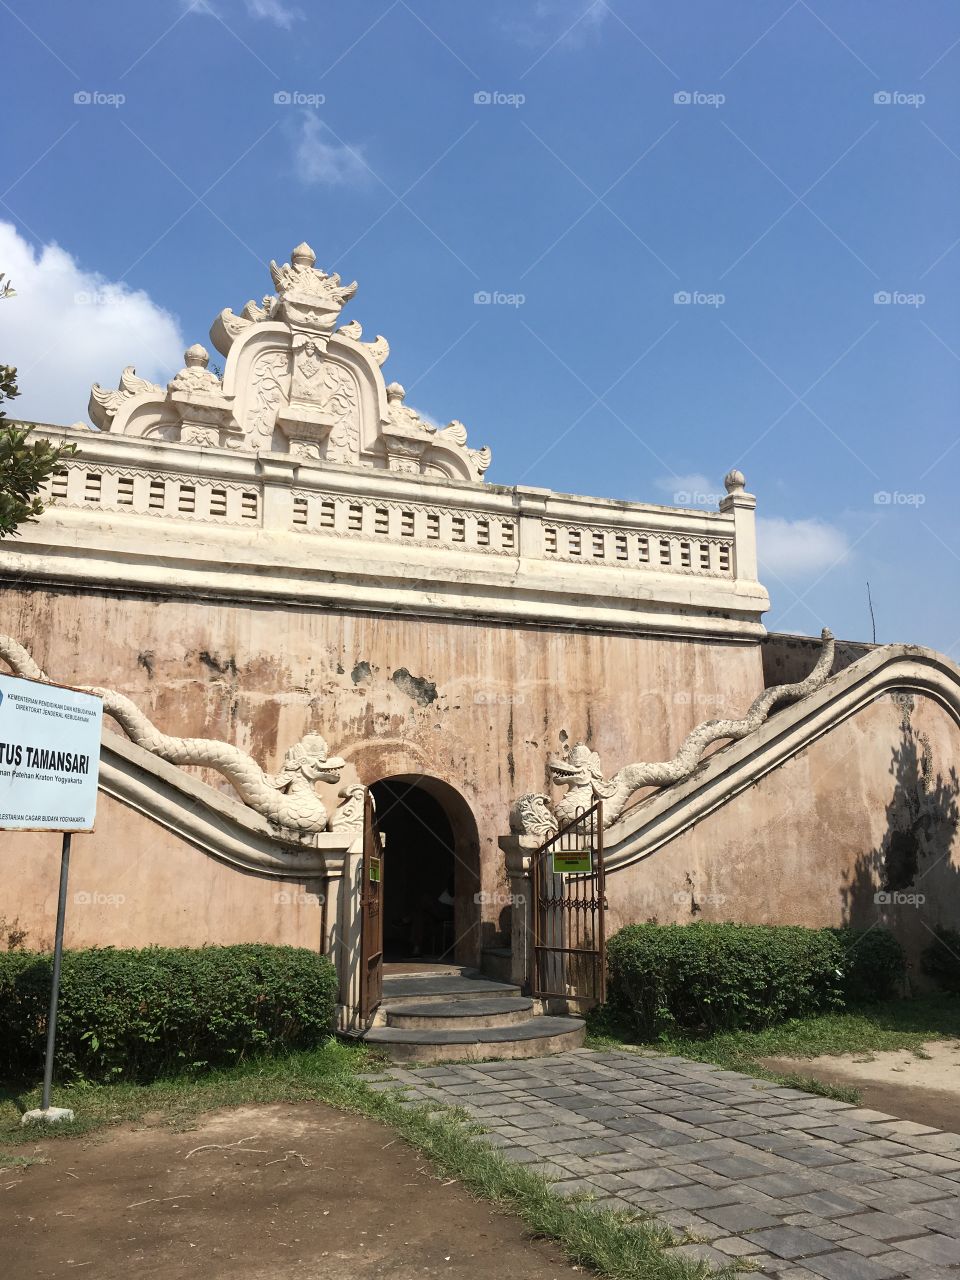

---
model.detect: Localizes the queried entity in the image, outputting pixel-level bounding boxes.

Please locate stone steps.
[364,970,584,1063]
[378,972,523,1007]
[386,996,534,1031]
[363,1016,585,1063]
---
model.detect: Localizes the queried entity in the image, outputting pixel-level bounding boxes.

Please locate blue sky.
[2,1,959,650]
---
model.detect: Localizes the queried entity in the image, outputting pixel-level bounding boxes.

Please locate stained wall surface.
[1,584,764,962]
[605,689,960,976]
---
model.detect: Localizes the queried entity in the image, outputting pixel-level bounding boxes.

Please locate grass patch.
[587,994,960,1102]
[0,1037,373,1145]
[1,1042,734,1280]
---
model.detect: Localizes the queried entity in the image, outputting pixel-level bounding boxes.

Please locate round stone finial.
[386,381,406,403]
[724,468,746,494]
[184,343,209,368]
[291,241,316,268]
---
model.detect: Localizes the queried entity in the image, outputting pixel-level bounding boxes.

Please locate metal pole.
[41,832,71,1112]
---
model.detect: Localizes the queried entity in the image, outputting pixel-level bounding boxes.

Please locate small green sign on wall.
[369,857,381,884]
[552,847,593,876]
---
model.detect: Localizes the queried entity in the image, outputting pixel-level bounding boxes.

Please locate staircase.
[361,968,586,1063]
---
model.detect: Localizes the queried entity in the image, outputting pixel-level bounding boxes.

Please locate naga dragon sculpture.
[0,635,361,836]
[511,628,836,837]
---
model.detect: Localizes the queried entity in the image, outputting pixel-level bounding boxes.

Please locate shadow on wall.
[841,695,960,980]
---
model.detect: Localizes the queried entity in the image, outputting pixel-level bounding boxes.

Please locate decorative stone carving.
[87,238,492,482]
[512,629,837,837]
[337,319,389,366]
[166,345,242,449]
[508,793,557,840]
[89,366,163,430]
[277,340,361,462]
[246,349,291,444]
[382,382,435,473]
[270,241,357,323]
[0,634,360,837]
[329,783,366,831]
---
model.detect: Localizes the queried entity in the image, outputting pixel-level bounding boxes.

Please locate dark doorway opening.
[371,778,457,962]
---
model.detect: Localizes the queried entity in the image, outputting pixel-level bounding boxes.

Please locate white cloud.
[757,516,851,579]
[0,222,185,426]
[183,0,301,27]
[294,115,369,187]
[502,0,609,48]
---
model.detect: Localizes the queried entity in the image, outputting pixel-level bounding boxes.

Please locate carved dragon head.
[280,733,346,785]
[548,742,607,794]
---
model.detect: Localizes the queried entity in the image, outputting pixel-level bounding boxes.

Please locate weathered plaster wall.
[762,631,874,686]
[0,789,327,952]
[1,584,764,961]
[605,689,960,977]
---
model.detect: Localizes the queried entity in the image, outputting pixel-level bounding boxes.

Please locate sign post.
[0,671,102,1125]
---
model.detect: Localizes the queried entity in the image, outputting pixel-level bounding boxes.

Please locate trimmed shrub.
[605,922,845,1038]
[830,927,906,1002]
[921,926,960,993]
[0,944,338,1083]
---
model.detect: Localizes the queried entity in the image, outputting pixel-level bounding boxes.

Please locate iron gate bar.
[358,789,384,1024]
[531,799,606,1007]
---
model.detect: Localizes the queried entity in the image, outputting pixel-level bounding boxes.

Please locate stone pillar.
[719,469,758,582]
[331,837,364,1032]
[514,486,551,560]
[500,835,536,991]
[256,454,299,531]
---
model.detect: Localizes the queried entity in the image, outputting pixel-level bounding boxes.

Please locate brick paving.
[361,1048,960,1278]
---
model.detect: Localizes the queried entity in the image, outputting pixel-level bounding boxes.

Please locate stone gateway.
[3,242,960,1033]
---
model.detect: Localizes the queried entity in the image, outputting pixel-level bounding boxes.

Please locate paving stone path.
[362,1048,960,1279]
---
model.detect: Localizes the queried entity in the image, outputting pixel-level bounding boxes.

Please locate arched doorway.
[369,775,480,966]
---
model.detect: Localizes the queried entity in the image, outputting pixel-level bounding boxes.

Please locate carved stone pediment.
[89,241,491,483]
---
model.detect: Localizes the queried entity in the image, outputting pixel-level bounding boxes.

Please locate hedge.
[921,926,960,993]
[605,922,879,1038]
[829,927,906,1003]
[0,944,338,1083]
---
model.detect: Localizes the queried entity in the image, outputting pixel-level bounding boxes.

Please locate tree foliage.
[0,275,77,537]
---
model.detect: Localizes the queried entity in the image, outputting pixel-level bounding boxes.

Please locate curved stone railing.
[600,642,960,873]
[97,730,357,879]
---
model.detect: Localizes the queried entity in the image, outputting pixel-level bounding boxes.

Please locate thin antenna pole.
[866,581,877,645]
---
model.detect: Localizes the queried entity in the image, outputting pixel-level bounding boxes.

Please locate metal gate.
[531,800,606,1007]
[358,789,384,1025]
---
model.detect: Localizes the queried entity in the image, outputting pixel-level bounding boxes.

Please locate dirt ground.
[2,1103,579,1280]
[763,1037,960,1132]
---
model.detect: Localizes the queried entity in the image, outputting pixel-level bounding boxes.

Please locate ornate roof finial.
[184,343,210,368]
[291,241,316,268]
[386,381,405,403]
[724,468,746,495]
